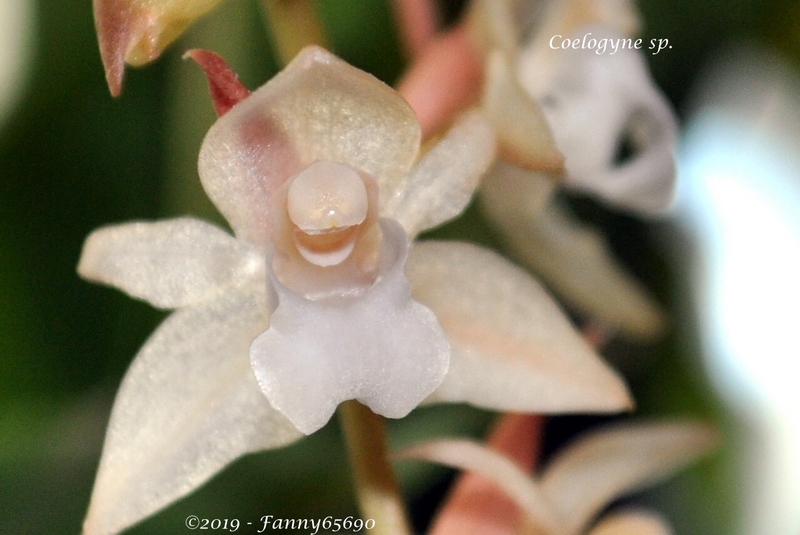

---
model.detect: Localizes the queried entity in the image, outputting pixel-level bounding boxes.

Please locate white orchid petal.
[525,26,678,215]
[83,287,303,535]
[479,170,666,341]
[398,439,563,535]
[469,0,520,56]
[516,0,642,96]
[588,510,674,535]
[384,110,496,238]
[485,51,564,173]
[250,220,449,435]
[77,218,262,309]
[198,46,420,246]
[407,241,633,413]
[539,421,717,535]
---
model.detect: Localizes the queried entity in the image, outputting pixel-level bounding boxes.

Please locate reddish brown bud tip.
[184,49,251,116]
[94,0,225,97]
[94,0,140,96]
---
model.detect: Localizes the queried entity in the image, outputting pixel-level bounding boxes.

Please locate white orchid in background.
[0,0,33,125]
[401,420,717,535]
[469,0,678,340]
[77,46,632,535]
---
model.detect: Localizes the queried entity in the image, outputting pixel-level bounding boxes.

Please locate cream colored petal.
[539,421,717,535]
[408,241,632,413]
[484,51,564,173]
[83,288,302,535]
[530,0,641,48]
[516,0,641,96]
[77,218,263,309]
[383,110,496,238]
[480,160,558,217]
[198,46,420,246]
[469,0,520,56]
[480,168,666,341]
[397,439,563,535]
[588,510,674,535]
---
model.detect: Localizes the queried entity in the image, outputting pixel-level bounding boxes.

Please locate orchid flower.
[455,0,677,340]
[473,0,678,213]
[78,46,632,535]
[401,420,717,535]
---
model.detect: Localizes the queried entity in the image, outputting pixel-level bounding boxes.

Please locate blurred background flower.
[1,0,798,534]
[676,43,800,535]
[0,0,33,126]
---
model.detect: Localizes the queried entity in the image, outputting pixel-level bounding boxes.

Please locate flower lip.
[252,218,451,434]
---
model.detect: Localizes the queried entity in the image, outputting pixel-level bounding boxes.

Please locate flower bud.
[95,0,226,95]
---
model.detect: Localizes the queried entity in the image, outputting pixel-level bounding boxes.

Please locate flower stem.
[338,400,413,535]
[259,0,329,66]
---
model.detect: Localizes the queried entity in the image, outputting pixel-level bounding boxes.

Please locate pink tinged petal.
[390,0,441,58]
[428,414,543,535]
[479,166,666,341]
[82,289,303,535]
[398,439,564,535]
[184,49,251,116]
[94,0,137,96]
[77,218,263,309]
[407,241,633,413]
[94,0,225,96]
[520,26,678,215]
[539,421,718,535]
[250,220,449,435]
[383,110,496,238]
[588,510,674,535]
[397,25,484,139]
[198,46,420,246]
[484,51,565,174]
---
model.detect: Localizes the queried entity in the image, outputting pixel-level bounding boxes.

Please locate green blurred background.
[1,0,798,533]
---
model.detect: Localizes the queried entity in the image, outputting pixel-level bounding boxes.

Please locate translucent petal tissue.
[82,289,303,535]
[408,241,633,412]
